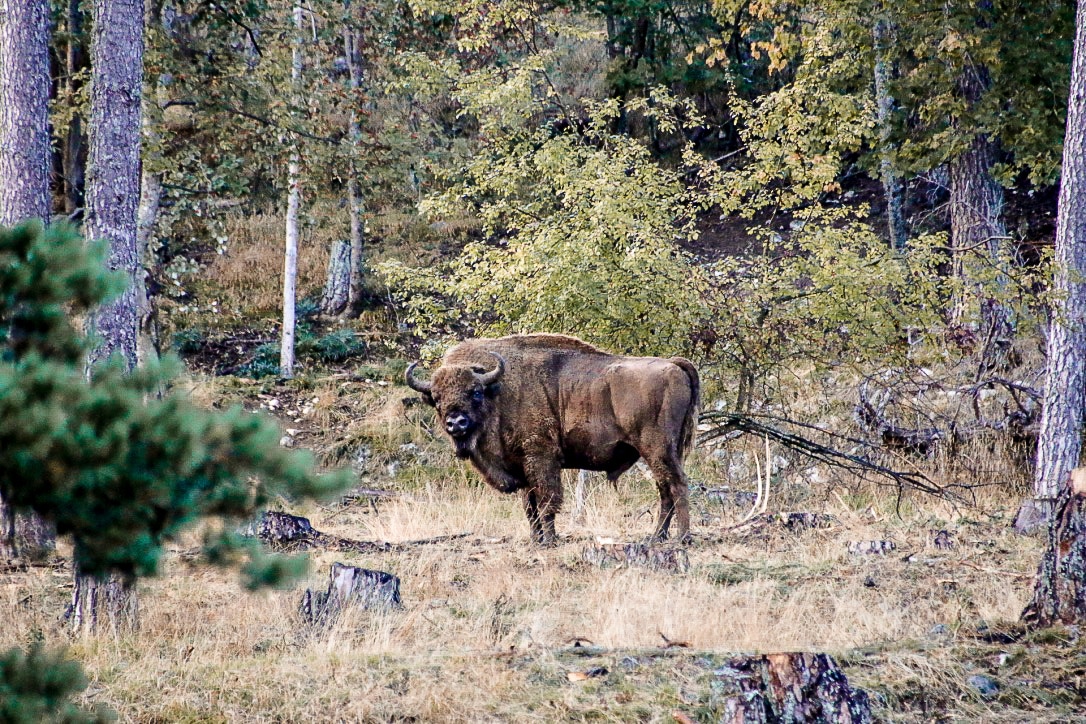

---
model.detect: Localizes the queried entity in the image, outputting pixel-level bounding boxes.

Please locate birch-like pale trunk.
[872,12,906,251]
[0,0,56,562]
[280,2,303,378]
[1014,0,1086,533]
[71,0,145,631]
[343,5,367,311]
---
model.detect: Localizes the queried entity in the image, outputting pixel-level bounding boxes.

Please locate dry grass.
[2,483,1052,721]
[196,213,334,321]
[3,375,1071,722]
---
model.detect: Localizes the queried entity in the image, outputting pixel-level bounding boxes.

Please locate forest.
[2,0,1086,720]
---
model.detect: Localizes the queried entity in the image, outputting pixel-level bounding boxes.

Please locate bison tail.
[669,357,700,458]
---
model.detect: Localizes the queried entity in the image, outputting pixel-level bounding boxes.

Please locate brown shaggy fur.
[407,334,700,545]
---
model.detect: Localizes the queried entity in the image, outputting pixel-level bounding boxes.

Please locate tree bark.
[75,0,145,631]
[85,0,144,370]
[947,44,1014,360]
[300,562,401,627]
[1022,469,1086,626]
[342,8,367,312]
[65,564,138,635]
[0,0,51,225]
[320,238,350,315]
[873,13,906,251]
[1016,0,1086,532]
[713,653,872,723]
[0,0,56,563]
[280,2,303,379]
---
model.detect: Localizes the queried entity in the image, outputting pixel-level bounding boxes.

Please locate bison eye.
[471,389,484,402]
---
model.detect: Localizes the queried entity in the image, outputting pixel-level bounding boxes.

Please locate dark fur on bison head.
[406,354,504,458]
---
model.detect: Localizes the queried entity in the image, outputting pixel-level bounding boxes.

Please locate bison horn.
[475,353,505,386]
[404,361,433,393]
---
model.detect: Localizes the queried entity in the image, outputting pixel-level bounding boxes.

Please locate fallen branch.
[699,411,951,498]
[258,511,470,553]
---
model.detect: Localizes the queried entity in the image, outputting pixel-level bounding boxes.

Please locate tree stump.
[300,562,401,627]
[1021,470,1086,626]
[712,653,872,723]
[581,542,689,574]
[259,510,319,548]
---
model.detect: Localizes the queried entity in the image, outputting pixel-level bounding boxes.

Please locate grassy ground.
[3,372,1082,723]
[5,214,1080,722]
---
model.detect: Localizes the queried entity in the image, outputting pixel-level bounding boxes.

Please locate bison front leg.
[522,456,562,546]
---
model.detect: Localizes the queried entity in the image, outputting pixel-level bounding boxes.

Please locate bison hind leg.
[643,454,691,543]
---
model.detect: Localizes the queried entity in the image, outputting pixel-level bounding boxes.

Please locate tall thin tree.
[0,0,56,562]
[281,2,303,378]
[872,9,906,252]
[72,0,146,631]
[1014,0,1086,533]
[343,0,367,312]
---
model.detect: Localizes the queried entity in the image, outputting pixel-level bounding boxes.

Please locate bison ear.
[420,391,436,407]
[484,382,501,398]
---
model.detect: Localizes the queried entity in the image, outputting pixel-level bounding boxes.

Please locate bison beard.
[406,334,700,546]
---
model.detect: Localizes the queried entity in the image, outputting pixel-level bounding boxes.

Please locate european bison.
[405,334,699,545]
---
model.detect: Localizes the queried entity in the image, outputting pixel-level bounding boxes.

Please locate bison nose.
[445,412,471,436]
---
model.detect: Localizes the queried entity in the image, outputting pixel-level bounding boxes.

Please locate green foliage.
[235,342,281,379]
[382,92,709,356]
[0,643,109,724]
[0,221,351,582]
[306,328,367,363]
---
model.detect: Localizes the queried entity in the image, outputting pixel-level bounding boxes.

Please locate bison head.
[405,353,505,458]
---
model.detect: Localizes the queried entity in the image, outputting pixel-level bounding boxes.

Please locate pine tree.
[0,220,350,716]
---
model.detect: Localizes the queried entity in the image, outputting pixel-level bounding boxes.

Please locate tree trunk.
[0,0,51,224]
[136,1,169,365]
[1022,469,1086,626]
[280,2,303,379]
[872,13,906,251]
[571,470,590,524]
[947,49,1014,361]
[76,0,145,630]
[65,564,138,635]
[1016,0,1086,532]
[85,0,144,370]
[0,0,57,563]
[320,238,350,315]
[62,0,87,217]
[712,653,872,723]
[342,10,367,312]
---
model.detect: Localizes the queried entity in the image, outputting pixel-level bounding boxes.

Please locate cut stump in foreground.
[300,562,401,627]
[581,541,689,573]
[714,652,872,723]
[1021,469,1086,627]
